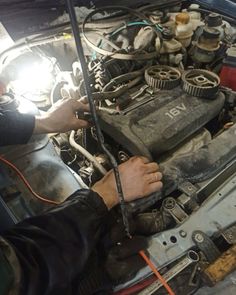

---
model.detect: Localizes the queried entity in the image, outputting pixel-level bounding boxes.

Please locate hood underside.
[0,0,181,39]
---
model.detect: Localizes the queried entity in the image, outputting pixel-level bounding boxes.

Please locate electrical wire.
[66,0,131,237]
[69,130,107,175]
[0,155,60,205]
[139,250,175,295]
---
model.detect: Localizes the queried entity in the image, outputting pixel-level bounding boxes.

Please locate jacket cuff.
[1,111,35,145]
[68,189,109,215]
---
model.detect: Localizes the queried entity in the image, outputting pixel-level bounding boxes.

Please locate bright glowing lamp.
[13,57,55,96]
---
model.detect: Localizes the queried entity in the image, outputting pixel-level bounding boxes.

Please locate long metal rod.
[66,0,131,237]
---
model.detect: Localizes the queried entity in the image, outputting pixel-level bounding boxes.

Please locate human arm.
[2,190,108,295]
[0,98,89,146]
[33,98,89,134]
[0,156,162,295]
[0,110,35,146]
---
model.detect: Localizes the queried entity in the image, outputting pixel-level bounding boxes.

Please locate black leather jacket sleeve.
[2,189,108,295]
[0,110,35,146]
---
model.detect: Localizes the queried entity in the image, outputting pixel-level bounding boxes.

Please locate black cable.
[66,0,131,237]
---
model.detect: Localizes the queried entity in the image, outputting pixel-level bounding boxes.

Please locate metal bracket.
[178,181,198,197]
[177,181,199,211]
[162,197,188,224]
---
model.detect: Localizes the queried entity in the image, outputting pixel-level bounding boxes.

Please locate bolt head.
[194,233,204,243]
[180,230,187,237]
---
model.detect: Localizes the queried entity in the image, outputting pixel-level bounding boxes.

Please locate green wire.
[110,20,163,36]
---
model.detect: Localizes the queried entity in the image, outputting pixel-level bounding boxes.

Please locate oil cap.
[205,13,222,27]
[175,12,190,24]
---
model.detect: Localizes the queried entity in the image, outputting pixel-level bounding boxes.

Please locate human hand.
[34,98,90,134]
[92,156,163,209]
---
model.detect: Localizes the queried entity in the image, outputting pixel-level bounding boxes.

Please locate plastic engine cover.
[99,87,225,159]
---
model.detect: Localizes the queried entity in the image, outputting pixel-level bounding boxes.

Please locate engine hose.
[69,131,107,176]
[134,209,173,235]
[66,0,131,238]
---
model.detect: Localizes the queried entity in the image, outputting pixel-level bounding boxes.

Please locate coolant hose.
[69,130,107,175]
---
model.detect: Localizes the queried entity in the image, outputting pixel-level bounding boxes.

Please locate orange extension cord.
[0,155,175,295]
[139,250,175,295]
[0,155,60,205]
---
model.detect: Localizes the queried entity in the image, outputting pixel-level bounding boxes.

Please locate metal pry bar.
[66,0,131,237]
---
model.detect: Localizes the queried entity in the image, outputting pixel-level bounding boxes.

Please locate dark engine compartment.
[0,1,236,294]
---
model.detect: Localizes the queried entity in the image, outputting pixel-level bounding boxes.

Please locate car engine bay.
[0,0,236,294]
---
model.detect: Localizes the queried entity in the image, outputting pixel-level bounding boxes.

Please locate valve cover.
[99,87,225,159]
